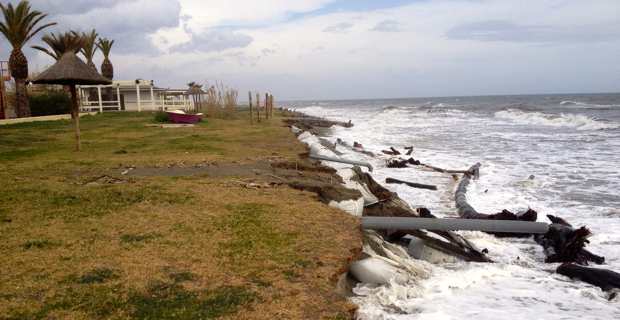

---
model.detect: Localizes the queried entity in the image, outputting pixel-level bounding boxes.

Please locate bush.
[29,91,71,116]
[154,111,169,123]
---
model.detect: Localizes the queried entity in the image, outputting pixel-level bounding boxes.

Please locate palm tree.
[97,38,114,80]
[80,29,98,72]
[0,1,56,117]
[32,32,81,61]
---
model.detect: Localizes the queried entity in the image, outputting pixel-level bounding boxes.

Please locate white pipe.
[362,217,549,234]
[308,154,373,172]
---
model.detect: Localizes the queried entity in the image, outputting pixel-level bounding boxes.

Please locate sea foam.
[495,109,619,130]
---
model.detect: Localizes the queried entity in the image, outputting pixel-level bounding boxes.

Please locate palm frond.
[97,37,114,58]
[0,1,56,49]
[80,29,98,62]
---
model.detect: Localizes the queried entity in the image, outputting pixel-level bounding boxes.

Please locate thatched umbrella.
[30,40,111,151]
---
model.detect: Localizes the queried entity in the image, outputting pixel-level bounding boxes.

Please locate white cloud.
[6,0,620,99]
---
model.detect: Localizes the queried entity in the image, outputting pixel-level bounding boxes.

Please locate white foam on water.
[495,109,619,131]
[297,99,620,319]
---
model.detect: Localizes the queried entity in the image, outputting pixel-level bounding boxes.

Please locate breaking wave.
[495,109,619,131]
[560,100,620,109]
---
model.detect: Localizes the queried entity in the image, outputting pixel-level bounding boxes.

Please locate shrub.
[154,111,169,123]
[29,91,72,116]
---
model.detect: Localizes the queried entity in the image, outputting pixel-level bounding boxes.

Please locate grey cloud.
[371,20,402,32]
[446,20,620,43]
[24,0,181,55]
[171,29,253,53]
[323,22,353,34]
[11,0,135,15]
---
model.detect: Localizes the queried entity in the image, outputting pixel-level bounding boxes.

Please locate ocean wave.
[495,109,619,131]
[560,100,619,109]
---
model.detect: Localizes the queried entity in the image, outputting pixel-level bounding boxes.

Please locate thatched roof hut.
[30,51,111,151]
[30,51,111,86]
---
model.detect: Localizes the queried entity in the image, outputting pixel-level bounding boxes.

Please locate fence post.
[97,86,103,113]
[136,82,141,112]
[269,94,274,118]
[150,82,155,111]
[116,85,121,110]
[248,91,253,124]
[256,92,261,122]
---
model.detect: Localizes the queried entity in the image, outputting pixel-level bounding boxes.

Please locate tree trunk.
[14,78,30,118]
[557,263,620,293]
[70,85,81,151]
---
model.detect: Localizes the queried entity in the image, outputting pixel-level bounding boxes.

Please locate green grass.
[218,203,299,269]
[120,233,162,245]
[0,111,358,319]
[73,267,120,284]
[0,182,193,221]
[129,282,255,320]
[22,239,59,250]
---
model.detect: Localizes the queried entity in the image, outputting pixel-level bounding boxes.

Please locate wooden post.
[70,85,81,151]
[269,94,274,118]
[97,85,103,112]
[248,91,253,124]
[150,83,155,110]
[136,82,141,112]
[116,85,121,110]
[256,92,260,122]
[265,93,269,119]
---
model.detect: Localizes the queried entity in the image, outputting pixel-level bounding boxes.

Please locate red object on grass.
[166,111,203,124]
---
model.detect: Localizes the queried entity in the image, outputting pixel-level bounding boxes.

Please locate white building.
[78,79,192,112]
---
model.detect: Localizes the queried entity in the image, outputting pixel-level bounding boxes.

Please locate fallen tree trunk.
[335,139,376,157]
[385,177,437,190]
[382,147,401,156]
[557,263,620,296]
[405,146,413,156]
[351,167,491,262]
[421,163,472,174]
[387,158,421,168]
[535,215,605,265]
[454,163,539,237]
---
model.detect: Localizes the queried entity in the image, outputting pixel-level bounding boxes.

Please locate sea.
[291,93,620,319]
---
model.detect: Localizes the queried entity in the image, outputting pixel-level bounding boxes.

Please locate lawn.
[0,111,360,319]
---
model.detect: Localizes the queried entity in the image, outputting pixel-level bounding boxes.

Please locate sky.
[1,0,619,100]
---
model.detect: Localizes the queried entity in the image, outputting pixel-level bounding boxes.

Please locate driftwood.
[352,167,491,263]
[421,163,472,174]
[455,163,538,237]
[557,263,620,296]
[535,215,604,265]
[385,177,437,190]
[387,158,421,168]
[336,139,375,157]
[284,116,353,132]
[382,147,401,156]
[404,146,413,156]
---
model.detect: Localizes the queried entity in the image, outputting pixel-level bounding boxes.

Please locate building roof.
[30,52,111,86]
